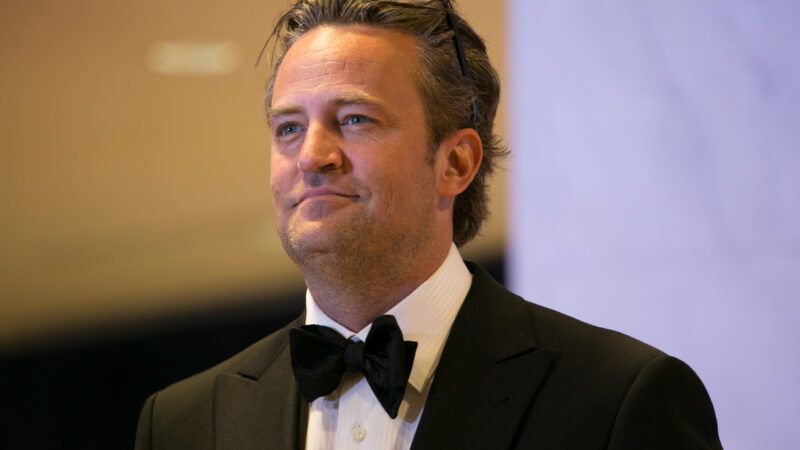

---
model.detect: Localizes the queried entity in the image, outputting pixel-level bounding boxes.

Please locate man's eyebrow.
[267,94,393,121]
[329,93,389,112]
[266,105,302,120]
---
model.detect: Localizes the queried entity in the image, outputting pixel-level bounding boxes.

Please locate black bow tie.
[289,315,417,419]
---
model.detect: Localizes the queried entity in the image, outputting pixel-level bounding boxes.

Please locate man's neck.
[301,243,451,332]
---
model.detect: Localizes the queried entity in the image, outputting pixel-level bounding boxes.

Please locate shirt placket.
[335,373,384,449]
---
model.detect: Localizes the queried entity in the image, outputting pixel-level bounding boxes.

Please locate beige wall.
[0,0,507,349]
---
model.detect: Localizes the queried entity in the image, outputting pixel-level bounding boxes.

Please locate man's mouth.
[294,188,358,206]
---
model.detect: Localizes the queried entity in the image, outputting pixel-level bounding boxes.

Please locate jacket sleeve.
[608,355,723,449]
[134,392,157,450]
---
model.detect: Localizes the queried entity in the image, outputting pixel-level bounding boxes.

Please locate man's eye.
[342,115,370,126]
[278,123,301,136]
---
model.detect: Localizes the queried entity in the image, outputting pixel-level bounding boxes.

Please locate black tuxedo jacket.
[136,263,722,449]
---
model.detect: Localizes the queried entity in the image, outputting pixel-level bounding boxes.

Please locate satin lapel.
[411,264,558,450]
[213,317,308,450]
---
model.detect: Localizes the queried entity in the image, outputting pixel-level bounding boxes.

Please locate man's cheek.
[269,172,290,201]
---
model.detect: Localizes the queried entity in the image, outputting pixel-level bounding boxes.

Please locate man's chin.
[280,226,352,261]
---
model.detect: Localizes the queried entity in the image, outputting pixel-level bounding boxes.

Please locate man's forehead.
[277,52,376,85]
[270,25,421,110]
[270,57,380,114]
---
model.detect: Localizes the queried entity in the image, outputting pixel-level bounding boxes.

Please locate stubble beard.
[277,197,438,318]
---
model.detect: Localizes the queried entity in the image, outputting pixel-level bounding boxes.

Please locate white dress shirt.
[303,243,473,450]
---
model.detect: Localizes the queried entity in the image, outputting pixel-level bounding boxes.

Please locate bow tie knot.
[290,315,417,418]
[344,340,365,372]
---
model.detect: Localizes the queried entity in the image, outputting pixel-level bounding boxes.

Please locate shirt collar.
[304,242,472,393]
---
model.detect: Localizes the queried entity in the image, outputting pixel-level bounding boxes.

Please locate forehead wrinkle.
[272,61,373,108]
[288,49,374,77]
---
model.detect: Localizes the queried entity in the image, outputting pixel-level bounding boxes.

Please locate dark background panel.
[0,258,503,450]
[0,294,304,450]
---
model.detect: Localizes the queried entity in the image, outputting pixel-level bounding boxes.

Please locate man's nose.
[297,123,343,173]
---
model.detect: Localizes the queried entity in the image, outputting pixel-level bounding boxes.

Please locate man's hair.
[264,0,506,247]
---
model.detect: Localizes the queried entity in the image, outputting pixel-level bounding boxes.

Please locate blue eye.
[278,123,300,136]
[343,115,370,126]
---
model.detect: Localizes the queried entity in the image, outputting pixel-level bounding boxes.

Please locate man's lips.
[293,188,358,206]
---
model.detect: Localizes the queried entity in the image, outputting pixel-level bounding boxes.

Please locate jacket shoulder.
[135,317,298,449]
[524,301,721,448]
[526,300,664,366]
[472,270,721,448]
[467,261,664,368]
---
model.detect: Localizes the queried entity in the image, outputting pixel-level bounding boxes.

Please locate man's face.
[268,25,440,266]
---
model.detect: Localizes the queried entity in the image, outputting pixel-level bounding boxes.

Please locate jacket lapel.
[411,263,557,450]
[213,317,308,450]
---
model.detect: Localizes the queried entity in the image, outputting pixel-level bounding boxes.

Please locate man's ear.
[437,128,483,197]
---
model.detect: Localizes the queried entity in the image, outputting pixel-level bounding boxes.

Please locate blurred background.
[1,0,797,449]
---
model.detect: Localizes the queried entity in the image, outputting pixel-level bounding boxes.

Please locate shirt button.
[351,424,367,442]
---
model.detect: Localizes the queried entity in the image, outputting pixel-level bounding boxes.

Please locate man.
[136,1,722,449]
